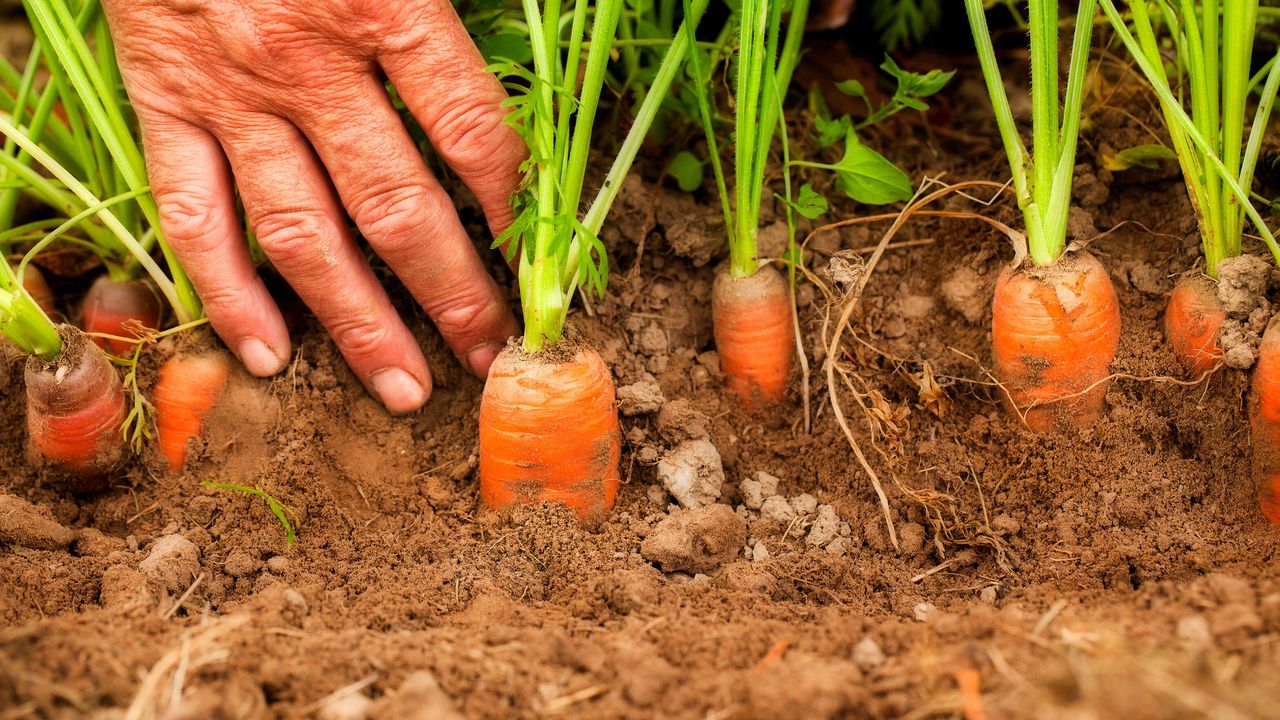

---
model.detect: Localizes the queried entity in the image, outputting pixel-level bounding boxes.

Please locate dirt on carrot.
[2,58,1280,720]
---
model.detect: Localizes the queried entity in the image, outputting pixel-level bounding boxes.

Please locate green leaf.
[777,182,829,219]
[880,55,954,112]
[1102,144,1177,171]
[834,79,868,100]
[479,34,533,65]
[834,131,913,205]
[814,114,852,148]
[667,150,704,192]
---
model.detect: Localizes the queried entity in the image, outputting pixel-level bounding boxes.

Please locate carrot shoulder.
[992,251,1121,432]
[82,277,162,354]
[1165,273,1225,376]
[153,351,231,472]
[712,263,793,405]
[24,327,127,485]
[479,344,621,523]
[1250,319,1280,524]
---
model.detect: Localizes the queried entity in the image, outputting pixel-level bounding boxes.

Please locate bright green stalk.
[511,0,707,351]
[24,0,201,320]
[1102,0,1280,275]
[964,0,1097,266]
[0,255,61,360]
[0,114,191,320]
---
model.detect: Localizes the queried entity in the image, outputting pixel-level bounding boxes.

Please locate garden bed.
[2,46,1280,720]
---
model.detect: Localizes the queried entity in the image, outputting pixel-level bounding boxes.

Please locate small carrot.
[992,251,1121,432]
[712,264,793,405]
[24,326,127,485]
[1165,273,1225,376]
[753,639,792,670]
[953,667,988,720]
[153,350,231,472]
[21,265,56,318]
[1250,318,1280,524]
[479,344,621,524]
[81,276,162,354]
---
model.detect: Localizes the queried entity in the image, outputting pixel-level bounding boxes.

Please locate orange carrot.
[153,351,230,472]
[24,326,127,485]
[712,264,793,405]
[21,265,56,318]
[1165,273,1225,376]
[953,667,988,720]
[81,276,162,354]
[479,344,621,523]
[1250,319,1280,524]
[992,251,1121,432]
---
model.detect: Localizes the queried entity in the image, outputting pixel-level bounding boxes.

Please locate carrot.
[81,276,162,354]
[712,264,793,405]
[953,667,988,720]
[153,350,231,472]
[21,265,56,318]
[1165,273,1225,376]
[24,326,127,485]
[479,344,621,523]
[1250,318,1280,524]
[992,251,1121,432]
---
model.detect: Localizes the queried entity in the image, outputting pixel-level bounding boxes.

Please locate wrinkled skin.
[103,0,525,413]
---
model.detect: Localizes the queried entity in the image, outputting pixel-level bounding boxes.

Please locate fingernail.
[238,338,285,376]
[467,341,504,377]
[370,367,427,414]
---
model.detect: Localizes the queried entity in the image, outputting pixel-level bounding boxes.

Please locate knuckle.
[329,312,393,359]
[198,284,255,324]
[432,288,500,341]
[349,179,434,254]
[158,190,222,254]
[252,208,330,268]
[432,97,520,176]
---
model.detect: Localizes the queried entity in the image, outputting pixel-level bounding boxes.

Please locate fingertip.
[466,340,505,378]
[369,366,431,414]
[237,336,290,377]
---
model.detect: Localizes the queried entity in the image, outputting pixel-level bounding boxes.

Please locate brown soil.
[3,52,1280,720]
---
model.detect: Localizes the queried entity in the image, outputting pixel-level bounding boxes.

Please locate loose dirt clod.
[370,671,465,720]
[138,534,200,594]
[0,493,74,549]
[641,504,745,573]
[940,265,988,323]
[657,439,724,508]
[655,399,711,443]
[617,380,666,416]
[739,471,781,510]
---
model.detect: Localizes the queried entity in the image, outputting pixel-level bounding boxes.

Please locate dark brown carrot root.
[479,344,621,524]
[154,351,231,472]
[712,264,793,406]
[25,326,127,487]
[1165,273,1225,376]
[22,265,57,317]
[1250,318,1280,524]
[81,276,162,354]
[992,251,1121,432]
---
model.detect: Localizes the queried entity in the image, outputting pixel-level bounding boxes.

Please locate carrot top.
[491,0,708,351]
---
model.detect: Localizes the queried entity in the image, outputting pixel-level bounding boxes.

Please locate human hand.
[102,0,525,413]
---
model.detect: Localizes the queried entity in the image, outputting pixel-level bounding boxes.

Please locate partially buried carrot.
[81,276,162,354]
[712,263,793,405]
[25,326,127,486]
[1250,318,1280,524]
[992,251,1121,432]
[479,343,621,524]
[153,350,230,472]
[1165,273,1225,376]
[21,265,56,318]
